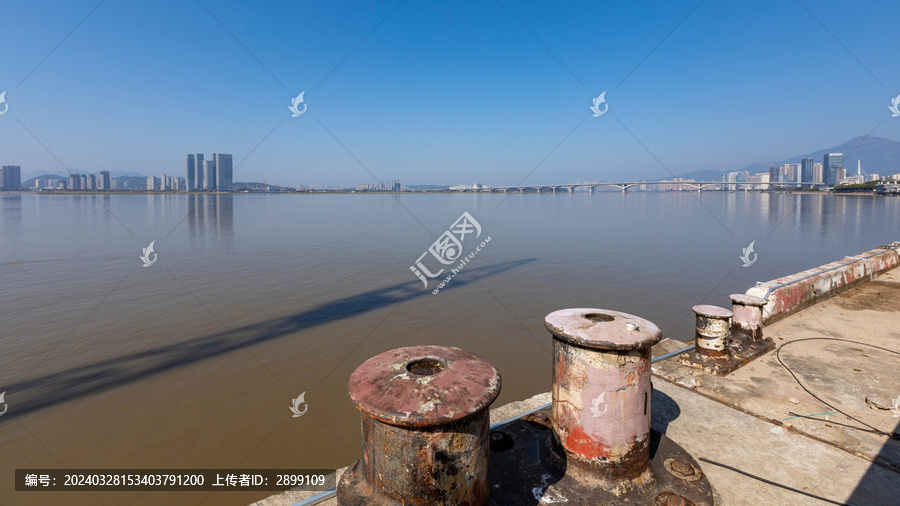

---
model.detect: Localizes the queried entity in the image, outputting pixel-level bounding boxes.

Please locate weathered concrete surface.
[747,242,900,323]
[651,375,900,505]
[653,266,900,474]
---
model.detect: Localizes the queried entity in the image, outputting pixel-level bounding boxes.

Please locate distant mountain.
[22,174,68,188]
[23,170,147,181]
[738,136,900,176]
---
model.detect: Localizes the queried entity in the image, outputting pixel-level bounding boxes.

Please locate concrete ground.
[255,267,900,506]
[652,265,900,505]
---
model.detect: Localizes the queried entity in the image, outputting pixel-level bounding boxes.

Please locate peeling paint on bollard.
[673,304,774,376]
[730,294,766,341]
[544,309,661,478]
[692,305,732,358]
[487,308,715,504]
[337,346,500,506]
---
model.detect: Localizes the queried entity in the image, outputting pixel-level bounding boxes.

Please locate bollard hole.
[407,358,445,376]
[584,313,615,322]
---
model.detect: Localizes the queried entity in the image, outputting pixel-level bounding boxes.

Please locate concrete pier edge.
[253,241,900,506]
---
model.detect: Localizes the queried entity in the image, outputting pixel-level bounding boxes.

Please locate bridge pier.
[589,186,595,194]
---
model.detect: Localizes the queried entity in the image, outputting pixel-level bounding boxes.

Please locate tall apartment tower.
[88,174,97,190]
[212,153,233,191]
[800,159,814,185]
[99,171,111,190]
[187,154,196,190]
[823,153,843,187]
[813,163,823,184]
[1,165,22,189]
[203,160,216,190]
[195,153,205,190]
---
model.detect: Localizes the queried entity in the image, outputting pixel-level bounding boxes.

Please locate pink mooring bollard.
[545,308,662,478]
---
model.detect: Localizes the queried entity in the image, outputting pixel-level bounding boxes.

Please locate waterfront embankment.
[257,243,900,505]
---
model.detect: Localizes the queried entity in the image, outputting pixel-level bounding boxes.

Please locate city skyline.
[2,2,900,187]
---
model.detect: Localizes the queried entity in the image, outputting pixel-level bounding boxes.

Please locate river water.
[1,192,897,505]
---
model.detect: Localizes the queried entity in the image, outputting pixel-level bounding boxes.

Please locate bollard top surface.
[692,305,733,318]
[729,293,767,307]
[347,345,501,427]
[544,308,661,351]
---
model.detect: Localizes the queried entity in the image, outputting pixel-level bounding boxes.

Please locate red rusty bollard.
[692,305,733,358]
[337,345,501,506]
[729,294,766,341]
[545,309,661,479]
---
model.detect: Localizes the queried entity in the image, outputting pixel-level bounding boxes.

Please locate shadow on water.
[0,258,537,423]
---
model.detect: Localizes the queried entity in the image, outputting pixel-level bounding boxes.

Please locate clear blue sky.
[2,0,898,187]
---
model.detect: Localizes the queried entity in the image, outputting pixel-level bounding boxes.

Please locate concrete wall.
[746,242,900,323]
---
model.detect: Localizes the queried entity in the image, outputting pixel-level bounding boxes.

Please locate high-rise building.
[195,153,205,190]
[836,168,846,184]
[800,158,814,185]
[99,171,111,190]
[187,154,196,190]
[768,165,779,185]
[203,160,216,190]
[88,174,96,190]
[69,174,79,190]
[161,174,169,191]
[813,163,823,184]
[80,174,88,190]
[824,153,843,187]
[147,176,158,190]
[213,153,233,191]
[1,165,22,189]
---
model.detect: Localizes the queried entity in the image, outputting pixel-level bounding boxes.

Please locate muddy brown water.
[1,192,897,505]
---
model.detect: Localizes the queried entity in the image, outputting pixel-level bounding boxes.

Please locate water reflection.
[0,195,22,241]
[188,194,233,248]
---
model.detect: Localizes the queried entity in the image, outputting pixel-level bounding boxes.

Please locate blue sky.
[2,0,898,186]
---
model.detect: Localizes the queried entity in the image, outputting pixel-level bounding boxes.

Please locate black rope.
[776,337,900,439]
[698,457,852,506]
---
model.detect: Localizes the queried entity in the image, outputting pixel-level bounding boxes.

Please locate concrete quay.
[256,245,900,506]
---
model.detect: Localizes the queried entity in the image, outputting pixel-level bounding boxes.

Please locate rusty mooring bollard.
[729,294,766,341]
[692,305,733,358]
[336,345,501,506]
[545,309,661,479]
[483,308,717,504]
[676,302,774,376]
